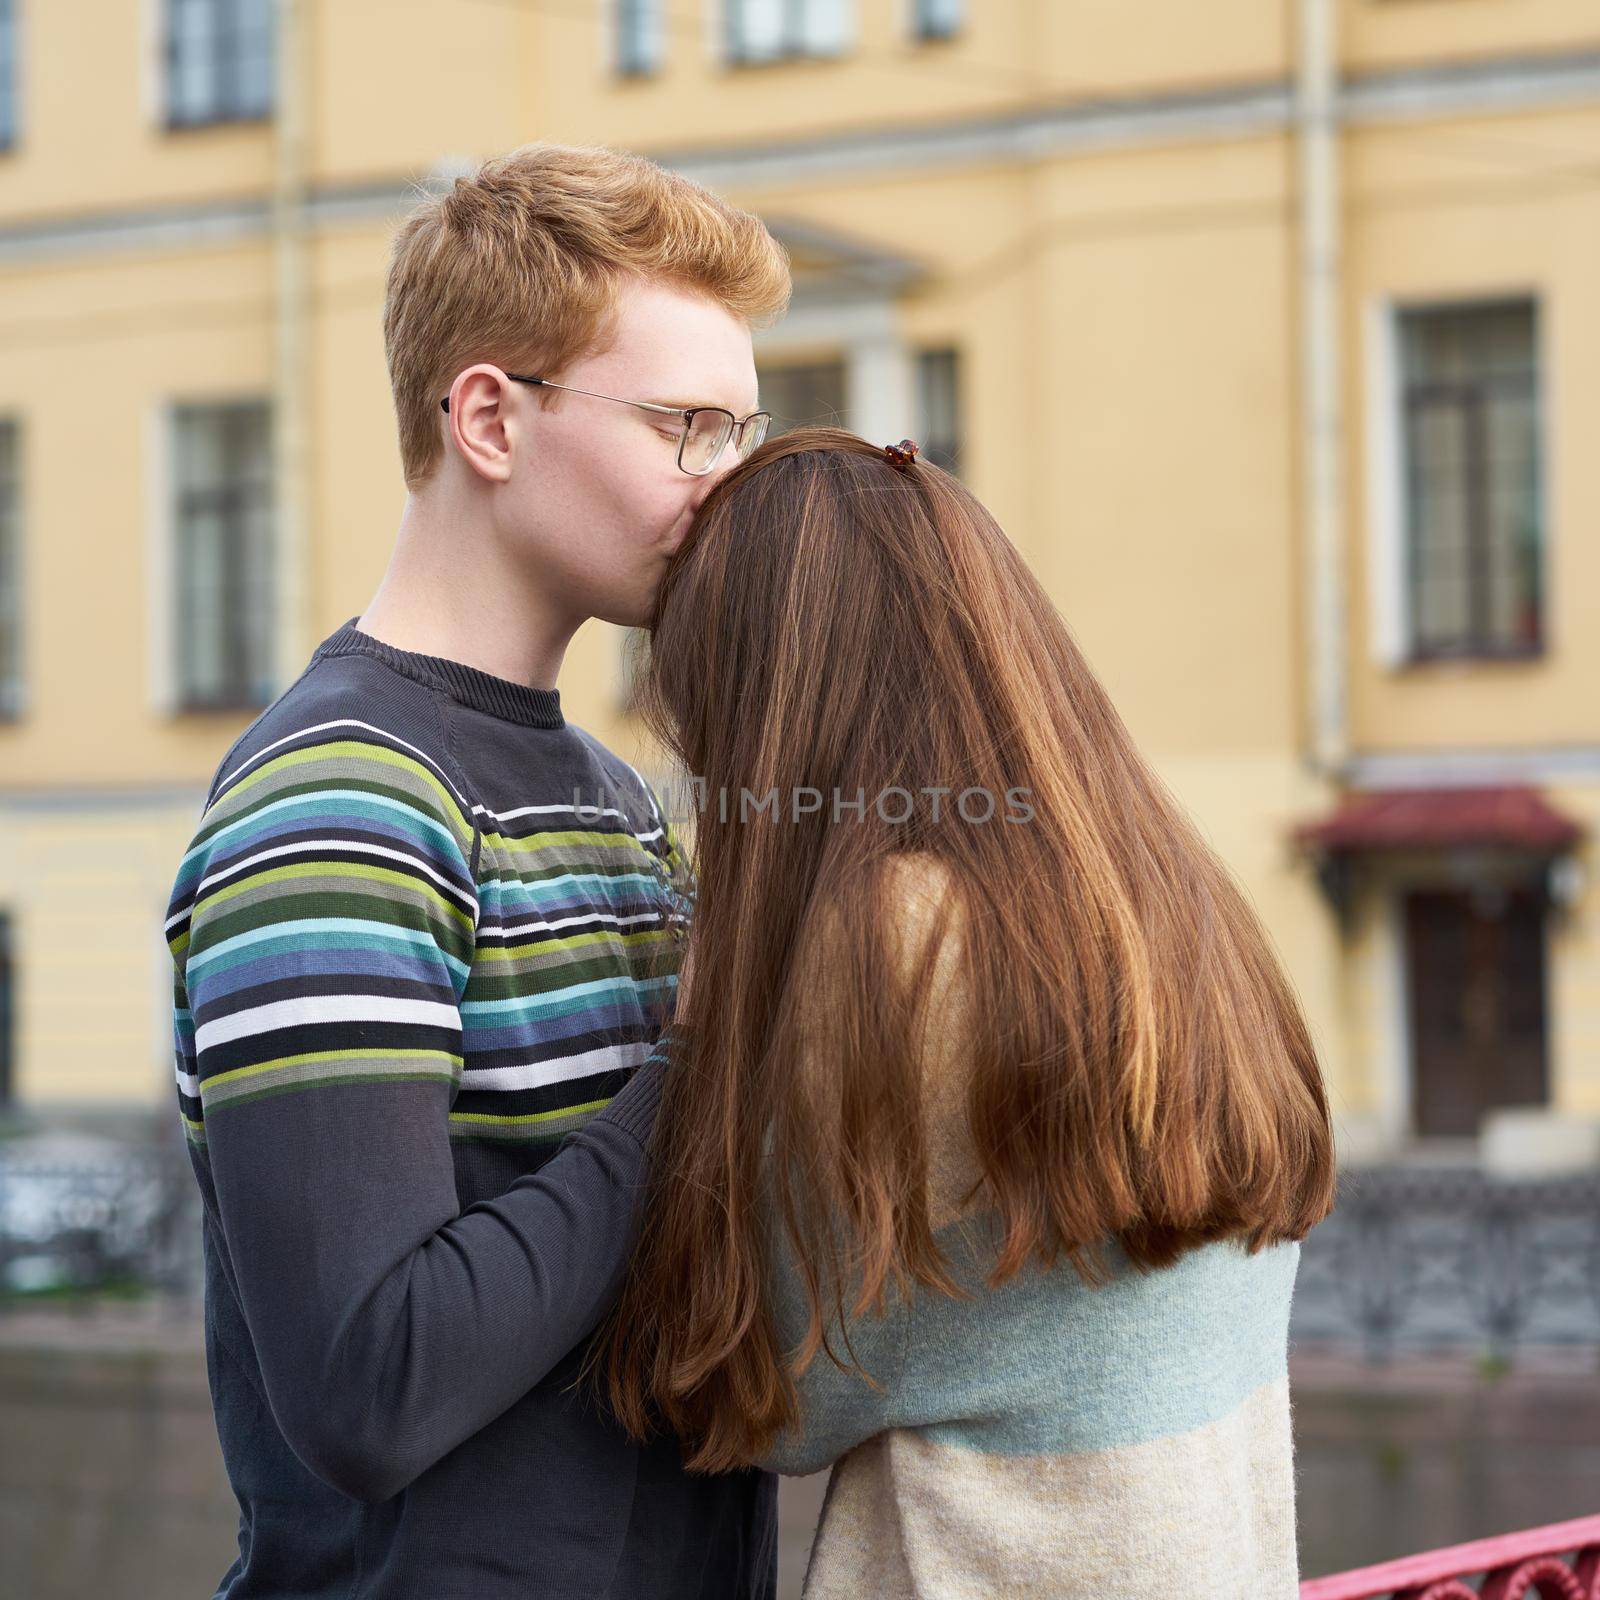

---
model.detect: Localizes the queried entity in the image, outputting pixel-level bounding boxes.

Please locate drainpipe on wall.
[272,0,312,688]
[1298,0,1349,780]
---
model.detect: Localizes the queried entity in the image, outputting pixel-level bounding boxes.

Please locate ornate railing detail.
[1302,1514,1600,1599]
[1290,1166,1600,1359]
[0,1134,199,1300]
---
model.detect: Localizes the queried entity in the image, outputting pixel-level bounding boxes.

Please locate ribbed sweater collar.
[316,617,565,730]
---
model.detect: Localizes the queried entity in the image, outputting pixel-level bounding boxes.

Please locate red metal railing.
[1302,1515,1600,1600]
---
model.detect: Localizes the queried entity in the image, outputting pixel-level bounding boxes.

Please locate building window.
[0,420,19,720]
[912,0,963,42]
[615,0,663,76]
[1399,300,1542,661]
[760,360,848,435]
[0,0,18,151]
[165,0,275,129]
[726,0,852,65]
[0,912,12,1108]
[915,348,961,474]
[171,401,275,712]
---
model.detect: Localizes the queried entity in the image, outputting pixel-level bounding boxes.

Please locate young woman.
[588,426,1336,1595]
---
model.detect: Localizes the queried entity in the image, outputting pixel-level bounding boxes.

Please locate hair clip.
[883,438,920,471]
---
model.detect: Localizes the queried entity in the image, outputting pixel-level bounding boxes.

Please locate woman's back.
[757,857,1303,1595]
[765,1221,1301,1596]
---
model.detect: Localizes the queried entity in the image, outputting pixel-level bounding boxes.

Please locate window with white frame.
[1398,300,1543,660]
[0,419,20,720]
[915,347,961,474]
[615,0,664,76]
[171,400,276,711]
[725,0,853,65]
[912,0,963,42]
[760,359,848,434]
[0,0,17,150]
[166,0,274,129]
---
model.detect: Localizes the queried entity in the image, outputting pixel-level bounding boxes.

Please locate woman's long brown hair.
[587,426,1336,1472]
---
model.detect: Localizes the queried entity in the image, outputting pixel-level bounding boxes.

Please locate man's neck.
[358,499,577,693]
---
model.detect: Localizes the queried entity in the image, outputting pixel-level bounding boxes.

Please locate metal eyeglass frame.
[440,373,773,477]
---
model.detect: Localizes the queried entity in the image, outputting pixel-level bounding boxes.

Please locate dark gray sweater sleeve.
[205,1058,664,1504]
[178,736,669,1504]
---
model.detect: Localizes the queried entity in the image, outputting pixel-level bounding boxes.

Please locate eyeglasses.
[441,373,772,477]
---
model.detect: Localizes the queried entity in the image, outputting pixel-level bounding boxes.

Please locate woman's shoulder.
[870,852,984,1226]
[873,850,967,988]
[876,848,960,907]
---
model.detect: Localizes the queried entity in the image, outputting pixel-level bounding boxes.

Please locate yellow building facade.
[0,0,1597,1162]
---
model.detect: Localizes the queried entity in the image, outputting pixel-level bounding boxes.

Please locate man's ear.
[442,364,517,484]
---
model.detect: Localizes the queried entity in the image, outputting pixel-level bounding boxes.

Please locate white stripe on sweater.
[195,995,460,1053]
[458,1041,651,1093]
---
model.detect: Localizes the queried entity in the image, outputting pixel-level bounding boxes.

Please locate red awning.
[1294,784,1584,855]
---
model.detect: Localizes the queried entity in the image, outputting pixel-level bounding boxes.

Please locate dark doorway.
[1404,885,1548,1139]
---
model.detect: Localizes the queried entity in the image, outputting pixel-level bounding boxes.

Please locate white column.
[845,328,916,446]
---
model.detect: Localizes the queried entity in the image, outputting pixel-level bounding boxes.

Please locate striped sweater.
[164,618,775,1600]
[752,857,1303,1595]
